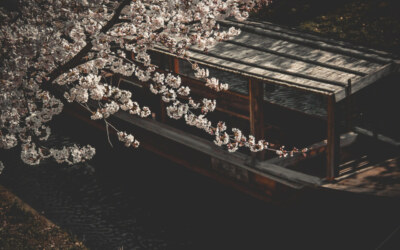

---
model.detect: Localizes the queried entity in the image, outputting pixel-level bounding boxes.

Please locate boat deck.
[323,157,400,197]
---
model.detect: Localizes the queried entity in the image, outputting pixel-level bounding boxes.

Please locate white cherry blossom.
[0,0,305,174]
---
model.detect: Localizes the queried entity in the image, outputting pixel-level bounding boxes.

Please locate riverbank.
[0,184,86,249]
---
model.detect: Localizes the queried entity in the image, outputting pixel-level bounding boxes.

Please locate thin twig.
[104,119,114,148]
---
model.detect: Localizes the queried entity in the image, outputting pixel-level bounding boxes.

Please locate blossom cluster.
[20,142,96,165]
[181,110,305,156]
[144,68,305,157]
[192,64,229,91]
[117,131,140,148]
[149,72,189,103]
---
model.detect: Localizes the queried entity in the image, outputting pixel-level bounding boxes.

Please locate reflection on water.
[0,113,399,249]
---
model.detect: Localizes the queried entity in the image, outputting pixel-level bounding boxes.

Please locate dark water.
[1,114,400,250]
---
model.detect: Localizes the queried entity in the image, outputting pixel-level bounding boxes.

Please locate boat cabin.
[82,18,400,200]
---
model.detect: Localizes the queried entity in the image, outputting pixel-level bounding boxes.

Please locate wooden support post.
[249,78,265,161]
[326,94,340,180]
[345,79,353,132]
[173,57,179,74]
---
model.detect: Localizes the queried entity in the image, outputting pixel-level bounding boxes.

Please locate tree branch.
[45,0,131,85]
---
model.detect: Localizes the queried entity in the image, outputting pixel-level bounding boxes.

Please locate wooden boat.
[67,18,400,201]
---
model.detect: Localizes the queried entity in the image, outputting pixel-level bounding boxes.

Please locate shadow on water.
[1,113,400,249]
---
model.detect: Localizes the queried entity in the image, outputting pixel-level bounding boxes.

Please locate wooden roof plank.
[188,49,346,91]
[191,47,348,91]
[220,19,394,65]
[228,19,396,60]
[201,43,359,85]
[191,48,350,87]
[152,46,343,101]
[228,34,378,76]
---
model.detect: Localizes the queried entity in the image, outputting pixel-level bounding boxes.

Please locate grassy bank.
[0,185,87,250]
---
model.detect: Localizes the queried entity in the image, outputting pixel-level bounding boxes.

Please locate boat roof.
[153,18,400,103]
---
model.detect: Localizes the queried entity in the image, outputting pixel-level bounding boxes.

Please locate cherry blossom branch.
[147,68,308,157]
[45,0,131,84]
[1,0,282,168]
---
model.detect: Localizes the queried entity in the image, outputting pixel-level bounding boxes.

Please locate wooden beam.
[345,79,353,131]
[255,161,323,186]
[173,57,179,74]
[215,107,249,120]
[249,78,265,161]
[354,127,400,147]
[327,94,340,180]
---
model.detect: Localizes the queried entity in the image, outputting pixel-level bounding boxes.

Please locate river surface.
[1,114,399,250]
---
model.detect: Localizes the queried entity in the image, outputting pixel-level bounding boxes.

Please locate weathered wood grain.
[220,19,394,64]
[152,46,337,96]
[190,47,352,87]
[152,18,397,107]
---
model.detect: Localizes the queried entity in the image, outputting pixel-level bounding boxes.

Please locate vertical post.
[345,79,353,132]
[173,57,180,74]
[327,94,340,180]
[249,78,265,161]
